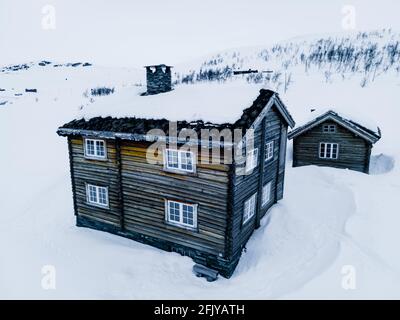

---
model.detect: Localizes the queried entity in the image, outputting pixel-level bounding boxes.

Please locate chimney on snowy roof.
[144,64,172,95]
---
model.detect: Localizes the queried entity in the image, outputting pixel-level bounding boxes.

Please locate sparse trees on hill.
[174,30,400,89]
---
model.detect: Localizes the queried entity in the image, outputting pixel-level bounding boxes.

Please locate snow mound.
[226,166,355,298]
[369,154,395,175]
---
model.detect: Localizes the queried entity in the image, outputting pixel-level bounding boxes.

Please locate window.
[323,124,336,133]
[84,139,106,159]
[265,141,274,161]
[262,182,272,207]
[243,193,257,225]
[165,149,195,173]
[86,184,109,207]
[319,143,339,159]
[166,200,197,229]
[246,148,259,172]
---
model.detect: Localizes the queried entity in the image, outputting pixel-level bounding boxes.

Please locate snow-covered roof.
[144,64,173,68]
[300,107,380,134]
[288,109,381,144]
[58,84,295,141]
[80,83,265,124]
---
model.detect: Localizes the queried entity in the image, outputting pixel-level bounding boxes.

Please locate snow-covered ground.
[0,41,399,299]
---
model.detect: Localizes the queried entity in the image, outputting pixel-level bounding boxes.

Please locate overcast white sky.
[1,0,400,67]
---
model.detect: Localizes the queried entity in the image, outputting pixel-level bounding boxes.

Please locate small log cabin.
[288,110,381,174]
[57,65,295,278]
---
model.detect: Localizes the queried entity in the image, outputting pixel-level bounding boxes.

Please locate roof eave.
[56,127,234,147]
[273,94,296,128]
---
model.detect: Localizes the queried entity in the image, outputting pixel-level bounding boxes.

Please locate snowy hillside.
[174,29,400,90]
[1,30,400,299]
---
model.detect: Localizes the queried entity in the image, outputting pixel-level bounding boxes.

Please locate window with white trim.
[86,184,109,207]
[166,200,197,229]
[243,193,257,225]
[246,148,259,172]
[265,141,274,161]
[319,142,339,159]
[165,149,195,173]
[84,139,106,159]
[323,124,336,133]
[262,182,272,207]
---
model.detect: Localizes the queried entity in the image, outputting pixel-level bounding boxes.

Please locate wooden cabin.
[288,110,381,174]
[57,65,295,278]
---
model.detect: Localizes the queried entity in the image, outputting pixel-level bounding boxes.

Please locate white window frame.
[243,193,257,225]
[165,200,198,229]
[319,142,339,159]
[86,184,109,208]
[84,138,107,160]
[262,182,272,207]
[245,148,259,173]
[323,124,336,133]
[265,141,274,161]
[164,149,196,173]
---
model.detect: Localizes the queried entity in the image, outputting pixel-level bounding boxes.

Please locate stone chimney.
[145,64,172,95]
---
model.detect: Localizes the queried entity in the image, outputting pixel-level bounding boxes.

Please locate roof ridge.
[288,110,381,144]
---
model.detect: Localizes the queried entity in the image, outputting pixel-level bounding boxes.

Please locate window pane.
[266,141,274,160]
[89,185,97,202]
[246,148,258,171]
[269,143,273,158]
[250,195,256,216]
[96,141,105,157]
[169,202,180,222]
[332,144,338,158]
[253,149,258,167]
[167,150,179,168]
[180,152,193,171]
[182,204,194,225]
[262,187,266,204]
[86,140,95,156]
[326,143,331,157]
[320,143,325,158]
[244,201,249,220]
[262,183,271,206]
[243,193,257,224]
[98,187,107,205]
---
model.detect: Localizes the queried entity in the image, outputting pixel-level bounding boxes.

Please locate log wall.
[229,105,288,262]
[119,140,229,257]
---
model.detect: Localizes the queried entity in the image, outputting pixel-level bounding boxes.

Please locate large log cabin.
[288,110,381,174]
[57,65,295,278]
